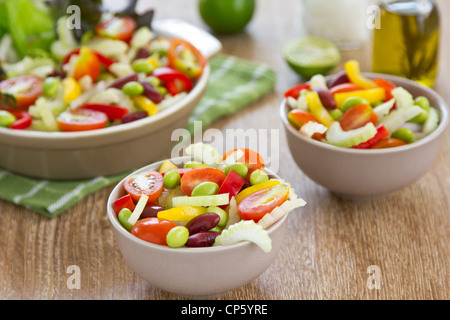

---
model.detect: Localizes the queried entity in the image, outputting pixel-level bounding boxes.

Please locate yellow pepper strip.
[344,60,377,89]
[62,77,81,104]
[158,160,179,174]
[157,206,207,221]
[334,88,387,109]
[132,96,159,116]
[147,54,160,69]
[305,91,335,128]
[235,180,280,205]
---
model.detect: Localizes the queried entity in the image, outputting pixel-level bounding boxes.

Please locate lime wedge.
[283,36,341,79]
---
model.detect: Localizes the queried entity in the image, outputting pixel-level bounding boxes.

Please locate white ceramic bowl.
[281,73,449,200]
[0,20,222,180]
[107,157,290,299]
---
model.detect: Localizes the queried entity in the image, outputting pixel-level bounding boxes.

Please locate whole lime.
[198,0,255,34]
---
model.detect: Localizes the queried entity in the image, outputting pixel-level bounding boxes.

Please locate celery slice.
[422,107,440,136]
[172,193,229,207]
[381,105,425,133]
[225,197,241,229]
[373,98,395,121]
[392,87,414,109]
[214,220,272,253]
[326,122,377,148]
[299,121,328,138]
[127,195,149,226]
[35,97,59,131]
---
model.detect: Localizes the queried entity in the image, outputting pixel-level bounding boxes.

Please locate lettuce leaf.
[0,0,56,58]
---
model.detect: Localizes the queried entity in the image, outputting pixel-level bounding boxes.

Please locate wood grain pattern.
[0,0,448,300]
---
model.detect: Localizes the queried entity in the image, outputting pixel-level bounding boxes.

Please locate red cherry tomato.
[131,217,177,246]
[57,109,108,132]
[370,138,407,149]
[0,75,43,109]
[167,38,207,79]
[238,183,290,223]
[124,171,164,203]
[287,109,319,129]
[339,104,378,131]
[329,83,363,96]
[95,16,137,43]
[180,167,227,196]
[222,148,265,180]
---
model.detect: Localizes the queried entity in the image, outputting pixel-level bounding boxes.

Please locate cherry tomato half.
[72,46,101,82]
[288,109,319,129]
[238,183,290,223]
[95,16,137,43]
[222,148,265,180]
[57,109,108,132]
[329,83,362,96]
[167,38,207,79]
[0,75,43,109]
[339,104,378,131]
[131,217,177,246]
[370,138,407,149]
[124,171,164,203]
[180,167,227,196]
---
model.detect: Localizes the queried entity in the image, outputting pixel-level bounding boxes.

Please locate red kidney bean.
[185,213,220,235]
[314,88,337,109]
[140,81,163,104]
[121,111,148,124]
[109,73,139,89]
[185,231,221,248]
[139,204,164,219]
[328,71,349,88]
[134,48,150,61]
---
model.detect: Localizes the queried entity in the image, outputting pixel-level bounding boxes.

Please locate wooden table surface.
[0,0,448,300]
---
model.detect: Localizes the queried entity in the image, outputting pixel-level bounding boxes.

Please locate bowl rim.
[280,72,449,154]
[107,156,291,254]
[0,63,210,142]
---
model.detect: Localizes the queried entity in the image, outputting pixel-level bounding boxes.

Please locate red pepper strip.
[63,49,115,67]
[352,124,390,149]
[1,109,33,130]
[152,67,193,96]
[374,78,396,101]
[217,169,246,209]
[284,83,311,99]
[113,194,136,216]
[81,103,129,120]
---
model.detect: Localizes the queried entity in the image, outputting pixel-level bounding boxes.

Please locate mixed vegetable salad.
[285,60,440,149]
[0,4,206,132]
[112,143,306,252]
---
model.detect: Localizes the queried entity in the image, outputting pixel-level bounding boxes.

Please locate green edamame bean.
[122,81,145,96]
[409,96,430,124]
[330,109,343,121]
[0,110,16,127]
[249,169,269,186]
[341,97,370,113]
[164,169,181,189]
[43,77,60,97]
[132,59,155,74]
[118,208,134,231]
[208,226,222,232]
[184,161,209,169]
[146,76,161,87]
[166,226,189,248]
[224,163,248,179]
[207,206,228,228]
[191,181,219,197]
[391,128,415,143]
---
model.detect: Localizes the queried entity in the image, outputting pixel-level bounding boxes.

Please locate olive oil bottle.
[372,0,440,87]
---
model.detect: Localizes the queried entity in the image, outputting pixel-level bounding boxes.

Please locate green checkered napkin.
[0,54,276,218]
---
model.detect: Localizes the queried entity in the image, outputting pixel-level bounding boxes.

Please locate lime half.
[283,36,341,79]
